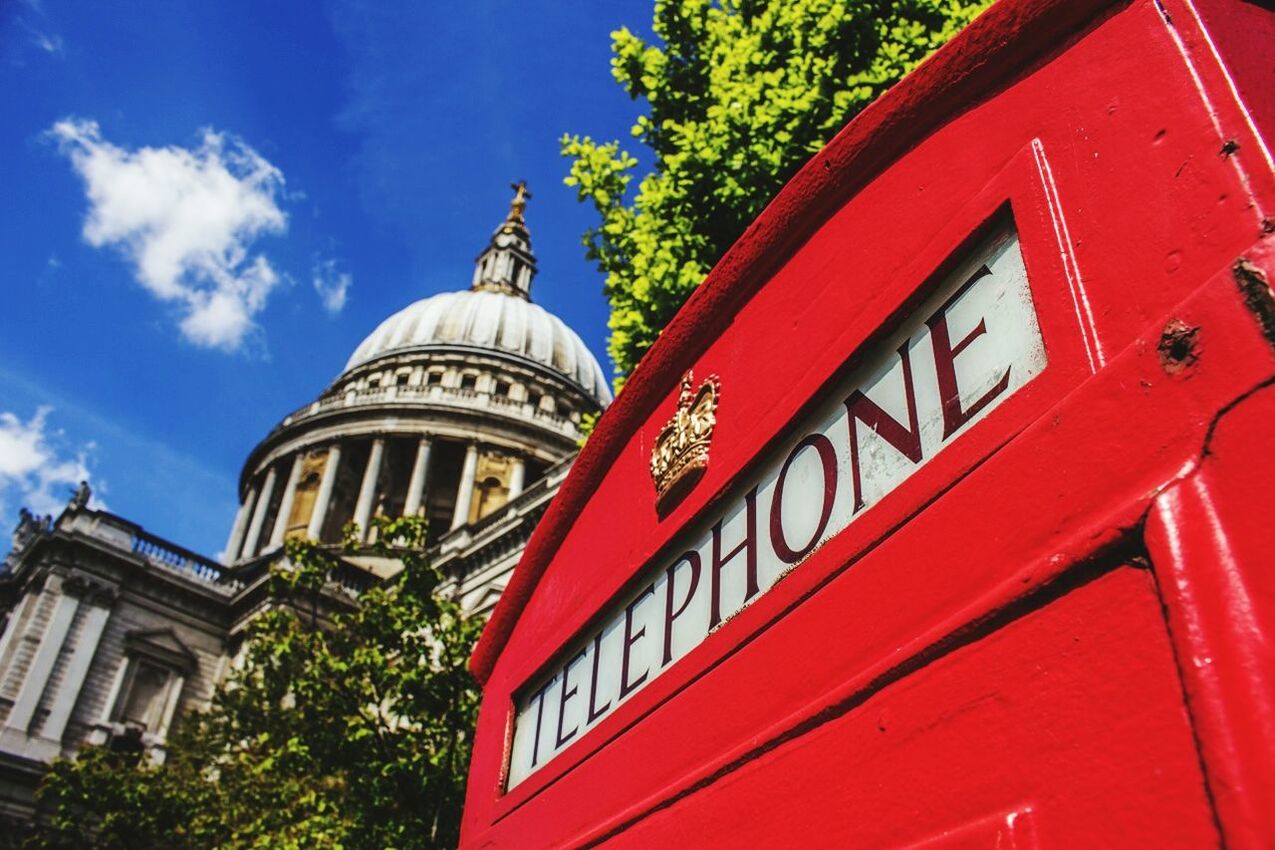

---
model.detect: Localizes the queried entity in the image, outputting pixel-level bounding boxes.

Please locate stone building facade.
[0,187,608,821]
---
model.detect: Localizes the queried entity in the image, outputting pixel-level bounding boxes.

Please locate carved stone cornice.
[62,574,118,607]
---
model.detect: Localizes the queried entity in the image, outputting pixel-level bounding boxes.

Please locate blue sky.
[0,0,650,556]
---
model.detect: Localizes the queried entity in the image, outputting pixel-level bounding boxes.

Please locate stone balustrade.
[272,382,578,439]
[230,549,375,600]
[15,507,241,594]
[130,533,236,589]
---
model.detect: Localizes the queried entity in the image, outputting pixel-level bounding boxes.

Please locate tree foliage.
[28,516,483,850]
[563,0,990,381]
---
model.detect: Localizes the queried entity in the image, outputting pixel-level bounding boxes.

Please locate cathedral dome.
[227,183,612,567]
[343,289,611,406]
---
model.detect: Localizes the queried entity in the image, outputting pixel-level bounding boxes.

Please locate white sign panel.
[507,225,1046,788]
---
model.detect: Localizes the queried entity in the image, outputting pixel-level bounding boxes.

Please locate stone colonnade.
[225,435,530,562]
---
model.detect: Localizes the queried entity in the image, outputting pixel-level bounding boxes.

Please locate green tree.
[563,0,990,382]
[28,516,483,850]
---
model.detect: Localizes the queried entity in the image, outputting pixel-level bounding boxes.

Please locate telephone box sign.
[507,224,1046,787]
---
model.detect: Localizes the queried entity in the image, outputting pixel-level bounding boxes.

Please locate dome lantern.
[471,181,538,300]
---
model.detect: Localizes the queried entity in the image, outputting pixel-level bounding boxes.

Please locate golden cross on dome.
[509,180,532,222]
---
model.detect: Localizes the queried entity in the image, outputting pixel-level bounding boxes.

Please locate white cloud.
[7,2,64,64]
[50,118,289,352]
[0,408,98,520]
[312,258,351,315]
[32,31,62,55]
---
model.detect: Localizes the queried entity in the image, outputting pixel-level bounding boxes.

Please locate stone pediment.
[124,628,197,674]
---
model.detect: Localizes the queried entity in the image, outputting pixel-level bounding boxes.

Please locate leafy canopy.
[28,516,483,850]
[563,0,990,382]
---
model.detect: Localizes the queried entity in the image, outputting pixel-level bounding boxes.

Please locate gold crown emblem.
[650,371,719,514]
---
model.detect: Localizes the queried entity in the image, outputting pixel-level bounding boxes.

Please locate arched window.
[473,475,510,521]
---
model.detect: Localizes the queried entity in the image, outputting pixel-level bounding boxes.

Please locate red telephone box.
[462,0,1275,846]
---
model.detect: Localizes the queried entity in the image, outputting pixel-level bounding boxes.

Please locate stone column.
[306,444,342,541]
[3,589,80,737]
[353,438,386,540]
[41,599,112,743]
[222,486,257,565]
[0,591,39,679]
[451,443,479,530]
[96,657,129,726]
[240,465,278,560]
[268,453,306,549]
[402,437,432,518]
[508,457,527,500]
[155,674,186,741]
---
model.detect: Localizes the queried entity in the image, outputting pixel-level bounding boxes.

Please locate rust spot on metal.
[1234,258,1275,350]
[1158,319,1200,374]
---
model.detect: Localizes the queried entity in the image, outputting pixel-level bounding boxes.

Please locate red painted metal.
[1146,375,1275,849]
[462,0,1275,846]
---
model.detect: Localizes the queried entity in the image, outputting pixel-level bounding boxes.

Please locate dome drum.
[244,408,572,493]
[268,368,586,454]
[331,347,596,425]
[241,435,551,551]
